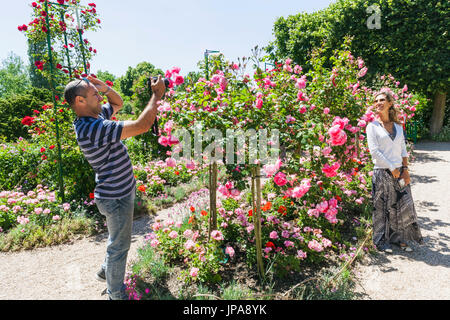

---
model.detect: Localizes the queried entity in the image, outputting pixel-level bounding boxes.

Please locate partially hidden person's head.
[64,78,103,118]
[374,89,400,124]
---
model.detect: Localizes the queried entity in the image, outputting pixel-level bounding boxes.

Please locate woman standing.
[366,90,423,253]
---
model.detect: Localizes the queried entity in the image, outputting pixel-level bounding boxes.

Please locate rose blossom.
[183,229,193,238]
[262,158,282,177]
[273,172,288,187]
[211,230,224,241]
[152,222,161,231]
[322,162,340,178]
[269,231,278,239]
[190,267,199,278]
[168,231,178,239]
[225,246,235,258]
[297,250,307,259]
[291,179,311,198]
[165,157,176,167]
[308,239,324,252]
[284,240,295,248]
[184,240,195,250]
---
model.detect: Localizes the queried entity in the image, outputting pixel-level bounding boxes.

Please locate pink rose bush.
[136,40,421,282]
[0,185,92,233]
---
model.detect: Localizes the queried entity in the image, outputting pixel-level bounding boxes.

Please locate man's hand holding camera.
[120,75,166,140]
[150,75,166,100]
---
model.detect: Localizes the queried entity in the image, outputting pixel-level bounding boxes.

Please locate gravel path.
[1,142,449,300]
[354,142,450,300]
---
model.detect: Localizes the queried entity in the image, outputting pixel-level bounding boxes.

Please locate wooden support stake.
[254,164,265,278]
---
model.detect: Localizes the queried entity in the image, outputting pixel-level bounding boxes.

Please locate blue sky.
[1,0,334,78]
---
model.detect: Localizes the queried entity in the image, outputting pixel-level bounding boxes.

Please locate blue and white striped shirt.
[73,103,136,199]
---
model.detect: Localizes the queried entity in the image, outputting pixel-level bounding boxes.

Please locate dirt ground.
[1,142,449,300]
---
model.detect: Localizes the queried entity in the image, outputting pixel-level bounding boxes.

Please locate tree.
[267,0,449,135]
[117,61,163,99]
[0,52,31,98]
[96,69,116,84]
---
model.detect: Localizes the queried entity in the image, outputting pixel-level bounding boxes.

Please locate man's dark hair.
[64,79,89,107]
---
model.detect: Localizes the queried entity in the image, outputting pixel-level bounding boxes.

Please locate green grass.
[0,215,97,252]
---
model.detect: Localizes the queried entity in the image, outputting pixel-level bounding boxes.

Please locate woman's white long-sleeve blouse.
[366,120,408,171]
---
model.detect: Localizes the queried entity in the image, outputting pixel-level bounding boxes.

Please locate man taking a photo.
[64,75,165,300]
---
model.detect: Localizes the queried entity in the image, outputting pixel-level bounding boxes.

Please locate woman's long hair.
[375,90,401,124]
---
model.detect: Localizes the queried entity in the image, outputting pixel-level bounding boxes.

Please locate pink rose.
[295,77,306,89]
[297,250,307,259]
[308,239,324,252]
[307,208,320,218]
[163,120,173,134]
[211,230,224,241]
[328,198,338,208]
[316,201,329,213]
[273,172,288,187]
[183,229,193,238]
[168,231,178,239]
[225,246,235,257]
[331,116,349,130]
[152,222,162,231]
[322,238,332,248]
[284,241,295,248]
[168,135,179,146]
[184,240,195,250]
[328,127,347,146]
[263,159,282,177]
[171,66,181,74]
[322,162,340,178]
[186,160,196,170]
[174,75,184,86]
[286,115,296,123]
[269,231,279,239]
[324,207,338,224]
[291,179,311,198]
[358,67,368,78]
[165,157,176,167]
[150,239,160,247]
[158,135,169,147]
[190,267,199,278]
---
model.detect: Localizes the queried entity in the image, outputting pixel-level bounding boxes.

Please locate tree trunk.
[430,91,447,136]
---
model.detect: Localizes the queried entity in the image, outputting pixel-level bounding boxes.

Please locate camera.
[147,77,169,137]
[149,76,170,88]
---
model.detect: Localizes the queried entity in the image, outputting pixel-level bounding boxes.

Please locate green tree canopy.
[96,69,116,84]
[117,61,164,98]
[0,52,31,98]
[267,0,449,134]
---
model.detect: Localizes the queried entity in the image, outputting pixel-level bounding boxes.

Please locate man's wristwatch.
[401,165,408,170]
